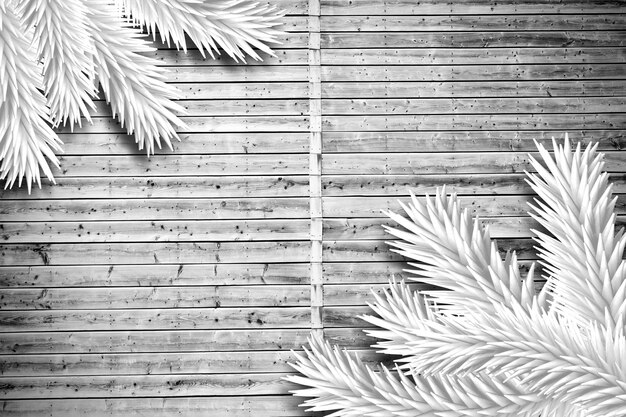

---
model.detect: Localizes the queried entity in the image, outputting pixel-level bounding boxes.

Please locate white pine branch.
[20,0,97,128]
[286,335,570,417]
[526,134,626,330]
[363,280,569,416]
[85,0,186,154]
[384,188,541,315]
[400,301,626,416]
[0,3,62,191]
[117,0,285,62]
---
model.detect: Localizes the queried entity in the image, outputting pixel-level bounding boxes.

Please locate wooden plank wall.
[0,0,625,415]
[319,0,626,351]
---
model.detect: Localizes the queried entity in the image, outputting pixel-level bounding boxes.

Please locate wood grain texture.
[322,64,626,81]
[0,242,310,266]
[320,0,626,15]
[321,131,626,152]
[321,48,626,65]
[322,81,626,98]
[321,32,626,48]
[1,2,625,416]
[0,177,310,199]
[0,198,310,221]
[0,264,311,287]
[56,132,310,155]
[321,15,626,32]
[0,397,309,417]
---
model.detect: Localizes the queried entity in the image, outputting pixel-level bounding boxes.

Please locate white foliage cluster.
[0,0,284,191]
[287,135,626,417]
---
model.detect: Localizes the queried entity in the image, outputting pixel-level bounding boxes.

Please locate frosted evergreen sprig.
[20,0,98,128]
[288,136,626,417]
[0,3,63,192]
[86,0,185,155]
[0,0,285,191]
[117,0,284,62]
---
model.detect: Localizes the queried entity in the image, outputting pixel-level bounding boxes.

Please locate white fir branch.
[362,280,569,416]
[85,0,186,155]
[20,0,97,128]
[0,3,62,191]
[289,137,626,416]
[287,335,565,417]
[526,135,626,330]
[398,301,626,416]
[0,0,285,190]
[383,189,541,315]
[117,0,284,62]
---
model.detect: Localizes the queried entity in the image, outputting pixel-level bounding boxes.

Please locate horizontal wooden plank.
[323,195,626,217]
[0,329,312,354]
[0,177,309,199]
[325,327,379,349]
[322,114,626,131]
[322,238,553,262]
[324,305,374,327]
[150,49,309,66]
[0,349,382,376]
[53,155,307,177]
[320,0,626,15]
[324,283,423,305]
[92,100,309,117]
[173,82,309,100]
[0,396,308,417]
[0,285,310,309]
[322,151,626,174]
[322,261,537,283]
[0,307,311,332]
[169,65,309,82]
[57,116,310,134]
[0,219,310,243]
[321,64,626,81]
[0,198,309,221]
[57,132,310,155]
[323,217,534,240]
[320,14,626,31]
[321,173,626,195]
[0,373,298,399]
[274,0,308,14]
[321,31,626,48]
[0,263,310,288]
[323,216,626,240]
[322,47,626,65]
[323,97,626,115]
[322,80,626,98]
[0,242,310,266]
[324,261,411,283]
[322,130,626,152]
[0,351,298,376]
[323,152,530,174]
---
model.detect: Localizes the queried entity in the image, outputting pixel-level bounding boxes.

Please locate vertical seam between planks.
[308,0,323,338]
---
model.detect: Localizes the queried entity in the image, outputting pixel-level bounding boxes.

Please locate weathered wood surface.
[320,0,626,15]
[0,264,311,287]
[1,1,625,416]
[321,48,626,65]
[0,397,308,417]
[322,81,626,98]
[321,15,626,31]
